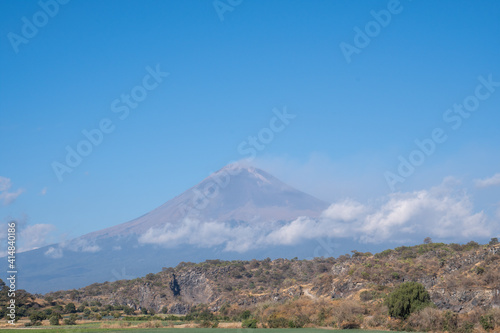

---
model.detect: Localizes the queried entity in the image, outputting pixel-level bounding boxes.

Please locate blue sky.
[1,0,499,252]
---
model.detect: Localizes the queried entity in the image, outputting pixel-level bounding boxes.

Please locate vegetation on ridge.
[1,239,499,332]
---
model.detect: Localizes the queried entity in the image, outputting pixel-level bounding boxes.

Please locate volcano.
[15,164,330,293]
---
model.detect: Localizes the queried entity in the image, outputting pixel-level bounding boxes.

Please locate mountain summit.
[15,164,330,293]
[88,164,329,239]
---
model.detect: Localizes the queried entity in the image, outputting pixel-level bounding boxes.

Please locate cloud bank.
[139,178,494,252]
[475,173,500,188]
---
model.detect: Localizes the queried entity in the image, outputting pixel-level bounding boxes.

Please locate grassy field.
[0,328,408,333]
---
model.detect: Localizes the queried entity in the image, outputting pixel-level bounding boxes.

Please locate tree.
[423,237,432,244]
[29,311,46,326]
[385,282,433,319]
[64,302,76,313]
[49,313,62,325]
[64,313,78,325]
[489,237,499,245]
[123,306,134,315]
[52,304,63,313]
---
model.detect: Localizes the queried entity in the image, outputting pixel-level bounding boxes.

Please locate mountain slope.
[14,164,330,293]
[47,241,500,316]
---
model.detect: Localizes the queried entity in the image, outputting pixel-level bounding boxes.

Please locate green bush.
[240,310,251,320]
[123,306,134,315]
[385,282,433,319]
[242,318,258,328]
[480,314,494,331]
[442,310,458,331]
[29,311,46,325]
[64,313,78,325]
[267,315,288,328]
[199,319,218,328]
[64,302,76,313]
[49,313,62,325]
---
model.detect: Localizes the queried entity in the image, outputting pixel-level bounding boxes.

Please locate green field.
[0,329,408,333]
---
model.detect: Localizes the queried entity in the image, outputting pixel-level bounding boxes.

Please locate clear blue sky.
[1,0,499,249]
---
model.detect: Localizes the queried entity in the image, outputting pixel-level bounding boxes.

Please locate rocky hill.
[47,240,500,315]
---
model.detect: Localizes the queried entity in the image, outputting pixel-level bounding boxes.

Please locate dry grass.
[217,322,242,328]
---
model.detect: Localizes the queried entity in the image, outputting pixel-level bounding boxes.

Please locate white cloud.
[321,199,366,221]
[265,217,319,245]
[19,224,57,252]
[0,218,57,256]
[0,177,23,205]
[475,173,500,188]
[139,218,261,252]
[139,177,493,252]
[44,247,63,259]
[63,238,101,253]
[359,181,489,242]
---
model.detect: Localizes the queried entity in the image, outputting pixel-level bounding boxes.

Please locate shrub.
[29,311,45,325]
[200,319,216,328]
[240,310,251,320]
[64,302,76,313]
[242,318,258,328]
[360,290,373,302]
[442,310,458,331]
[64,313,78,325]
[49,313,62,325]
[138,320,162,328]
[460,321,475,333]
[385,282,433,319]
[123,306,134,315]
[267,314,288,328]
[407,307,442,331]
[480,314,494,331]
[331,300,364,329]
[463,241,480,251]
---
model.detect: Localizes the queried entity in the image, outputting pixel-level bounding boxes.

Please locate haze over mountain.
[15,164,332,293]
